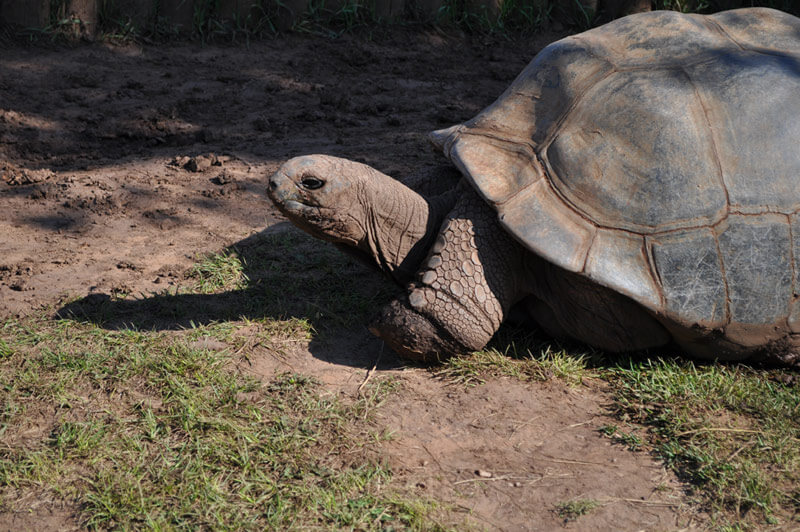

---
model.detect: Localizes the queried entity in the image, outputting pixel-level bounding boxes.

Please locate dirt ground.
[0,30,707,530]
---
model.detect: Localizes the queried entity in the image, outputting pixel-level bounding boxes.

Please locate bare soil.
[0,31,705,530]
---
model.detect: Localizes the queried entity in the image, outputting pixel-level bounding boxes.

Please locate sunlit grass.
[606,358,800,527]
[188,250,248,294]
[556,498,600,521]
[0,313,444,530]
[437,328,594,386]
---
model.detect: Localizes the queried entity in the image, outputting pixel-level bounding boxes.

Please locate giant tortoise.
[268,8,800,366]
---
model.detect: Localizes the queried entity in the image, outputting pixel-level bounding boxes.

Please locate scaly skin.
[370,185,526,361]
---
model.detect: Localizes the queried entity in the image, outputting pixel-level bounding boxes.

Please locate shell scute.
[648,229,727,328]
[546,67,728,233]
[717,214,792,330]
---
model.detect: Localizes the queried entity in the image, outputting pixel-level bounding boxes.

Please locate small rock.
[9,280,30,292]
[475,469,492,478]
[185,155,213,173]
[172,156,191,167]
[2,164,55,186]
[213,170,234,185]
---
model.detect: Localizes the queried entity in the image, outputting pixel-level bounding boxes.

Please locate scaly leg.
[370,185,526,362]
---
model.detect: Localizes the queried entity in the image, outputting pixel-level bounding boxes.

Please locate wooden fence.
[1,0,642,36]
[4,0,793,36]
[0,0,464,34]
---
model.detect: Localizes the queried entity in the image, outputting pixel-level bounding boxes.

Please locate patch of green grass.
[0,314,443,530]
[556,498,600,521]
[187,250,248,294]
[607,357,800,527]
[293,0,376,36]
[437,329,593,386]
[435,0,560,35]
[653,0,800,15]
[11,0,800,44]
[598,423,644,451]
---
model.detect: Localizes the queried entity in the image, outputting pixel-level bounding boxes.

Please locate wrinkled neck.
[357,174,455,284]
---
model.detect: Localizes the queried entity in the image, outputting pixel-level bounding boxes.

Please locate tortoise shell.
[431,8,800,348]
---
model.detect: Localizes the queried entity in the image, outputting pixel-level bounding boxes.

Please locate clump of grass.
[11,0,800,45]
[556,498,600,521]
[0,314,442,530]
[436,348,525,385]
[187,250,248,293]
[607,357,800,527]
[598,423,644,451]
[437,328,593,386]
[294,0,377,36]
[435,0,552,34]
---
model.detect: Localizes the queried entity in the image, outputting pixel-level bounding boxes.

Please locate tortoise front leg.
[369,185,527,362]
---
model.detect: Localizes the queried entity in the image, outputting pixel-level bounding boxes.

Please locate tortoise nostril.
[268,179,278,191]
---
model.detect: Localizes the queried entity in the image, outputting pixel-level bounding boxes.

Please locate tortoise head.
[268,154,373,247]
[269,154,454,283]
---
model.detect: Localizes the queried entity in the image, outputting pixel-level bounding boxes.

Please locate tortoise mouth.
[274,199,322,224]
[282,199,309,211]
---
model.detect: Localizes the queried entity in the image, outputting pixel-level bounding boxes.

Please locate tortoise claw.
[368,297,468,364]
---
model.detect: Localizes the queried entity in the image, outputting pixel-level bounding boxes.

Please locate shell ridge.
[710,7,800,58]
[701,15,747,52]
[711,224,733,326]
[638,233,664,308]
[681,64,732,209]
[644,237,666,309]
[538,67,617,151]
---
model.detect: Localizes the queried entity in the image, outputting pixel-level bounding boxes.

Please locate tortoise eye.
[300,177,325,190]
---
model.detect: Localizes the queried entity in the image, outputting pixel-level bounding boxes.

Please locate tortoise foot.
[368,298,468,364]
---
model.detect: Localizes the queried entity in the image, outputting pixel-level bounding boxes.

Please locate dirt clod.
[2,163,55,185]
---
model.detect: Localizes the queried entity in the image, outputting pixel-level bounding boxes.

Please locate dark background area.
[1,0,799,43]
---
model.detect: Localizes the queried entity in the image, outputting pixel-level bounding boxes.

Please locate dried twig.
[453,474,543,485]
[540,456,606,466]
[675,427,761,437]
[598,496,680,508]
[356,342,383,397]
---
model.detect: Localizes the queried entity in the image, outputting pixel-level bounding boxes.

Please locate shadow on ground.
[55,222,411,370]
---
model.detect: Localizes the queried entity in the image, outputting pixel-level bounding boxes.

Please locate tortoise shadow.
[54,164,464,371]
[55,223,407,371]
